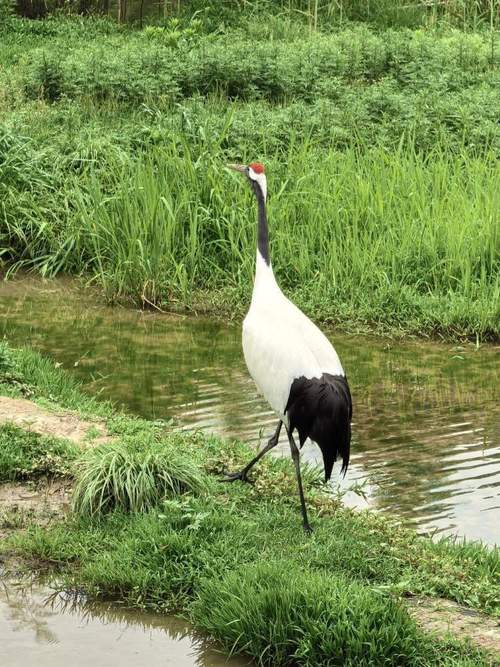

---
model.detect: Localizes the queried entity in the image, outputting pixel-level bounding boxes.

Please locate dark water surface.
[0,577,248,667]
[1,278,499,544]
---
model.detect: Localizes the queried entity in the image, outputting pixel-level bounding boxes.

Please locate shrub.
[23,51,65,102]
[17,27,496,104]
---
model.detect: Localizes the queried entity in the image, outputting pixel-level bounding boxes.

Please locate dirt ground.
[0,396,112,446]
[0,480,71,542]
[407,596,500,657]
[0,395,108,542]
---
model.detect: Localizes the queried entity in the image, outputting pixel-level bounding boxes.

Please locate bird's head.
[228,162,267,202]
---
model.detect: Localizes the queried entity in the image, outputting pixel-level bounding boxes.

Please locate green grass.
[0,423,78,481]
[2,136,498,338]
[72,437,209,516]
[9,482,498,664]
[0,340,113,416]
[192,561,486,666]
[0,13,499,341]
[0,342,498,665]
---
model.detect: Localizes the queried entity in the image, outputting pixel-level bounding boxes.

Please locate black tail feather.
[285,373,352,481]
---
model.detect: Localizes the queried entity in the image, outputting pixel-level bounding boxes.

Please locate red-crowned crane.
[224,162,352,533]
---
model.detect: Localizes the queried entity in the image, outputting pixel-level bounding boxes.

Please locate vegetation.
[0,338,111,414]
[0,423,78,481]
[72,438,208,515]
[9,0,500,29]
[0,6,499,340]
[193,562,487,667]
[0,342,499,665]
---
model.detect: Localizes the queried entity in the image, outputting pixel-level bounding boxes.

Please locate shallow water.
[0,577,248,667]
[1,277,499,544]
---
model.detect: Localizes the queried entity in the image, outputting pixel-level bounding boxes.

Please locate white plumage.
[243,252,344,421]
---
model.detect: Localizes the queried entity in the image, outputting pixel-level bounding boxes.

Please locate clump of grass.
[0,423,78,481]
[72,437,209,516]
[192,560,484,666]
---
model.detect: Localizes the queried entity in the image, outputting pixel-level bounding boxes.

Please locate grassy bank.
[0,12,499,340]
[0,342,499,665]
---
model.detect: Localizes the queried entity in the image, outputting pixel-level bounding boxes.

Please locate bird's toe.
[222,470,250,483]
[303,522,313,535]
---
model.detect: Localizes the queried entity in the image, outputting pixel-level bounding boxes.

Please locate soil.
[0,480,71,542]
[407,596,500,657]
[0,396,112,446]
[0,395,110,542]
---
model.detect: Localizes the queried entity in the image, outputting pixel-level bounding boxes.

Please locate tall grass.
[193,560,479,666]
[72,437,209,516]
[0,14,498,338]
[3,139,498,337]
[6,0,500,30]
[276,0,500,30]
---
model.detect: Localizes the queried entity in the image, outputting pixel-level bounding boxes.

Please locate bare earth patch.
[0,480,71,542]
[0,397,111,542]
[0,396,112,446]
[407,596,500,657]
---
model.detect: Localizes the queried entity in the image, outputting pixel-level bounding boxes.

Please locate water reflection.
[1,277,498,544]
[0,577,248,666]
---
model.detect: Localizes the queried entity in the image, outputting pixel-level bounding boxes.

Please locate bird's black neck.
[252,180,270,265]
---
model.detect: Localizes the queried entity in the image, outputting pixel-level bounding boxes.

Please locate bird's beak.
[227,163,246,173]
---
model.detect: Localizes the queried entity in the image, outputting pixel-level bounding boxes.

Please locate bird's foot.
[222,469,251,483]
[303,522,313,535]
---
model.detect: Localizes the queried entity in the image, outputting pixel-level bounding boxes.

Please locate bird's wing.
[242,304,323,417]
[283,297,344,376]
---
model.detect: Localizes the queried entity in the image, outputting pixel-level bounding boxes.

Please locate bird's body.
[225,162,352,532]
[243,252,344,420]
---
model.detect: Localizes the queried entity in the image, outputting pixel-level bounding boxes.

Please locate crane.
[224,162,352,533]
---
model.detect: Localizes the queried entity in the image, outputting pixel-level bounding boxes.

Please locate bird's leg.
[223,420,282,483]
[287,428,312,534]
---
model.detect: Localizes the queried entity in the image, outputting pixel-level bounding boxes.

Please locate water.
[1,277,499,544]
[0,577,248,667]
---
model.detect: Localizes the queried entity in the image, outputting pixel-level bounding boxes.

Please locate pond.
[0,576,249,667]
[1,277,499,545]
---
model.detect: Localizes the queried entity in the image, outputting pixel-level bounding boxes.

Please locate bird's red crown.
[249,162,265,174]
